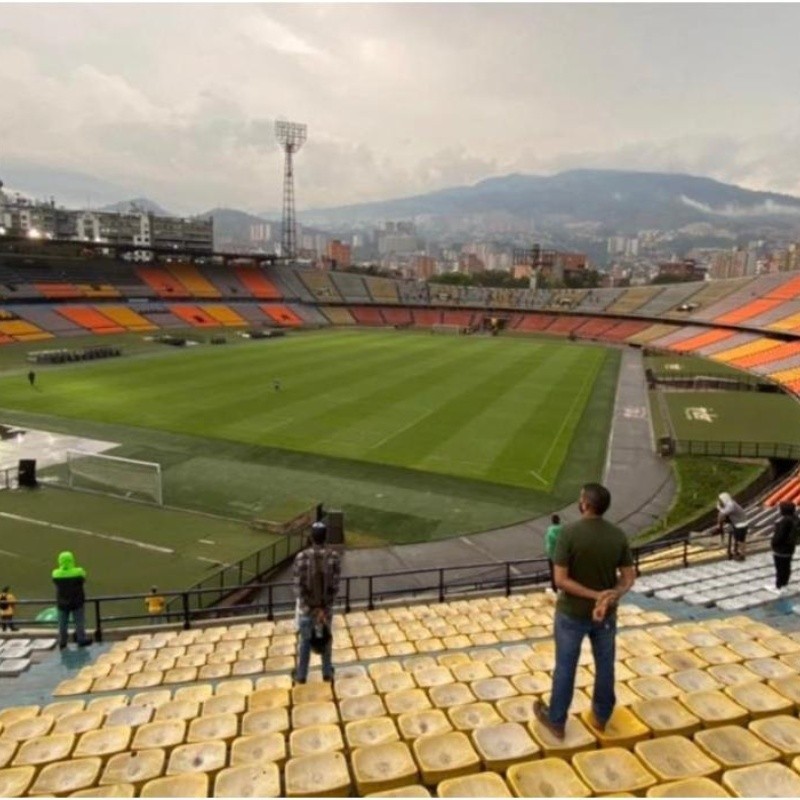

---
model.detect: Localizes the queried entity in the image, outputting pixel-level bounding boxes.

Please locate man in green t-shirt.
[544,514,562,592]
[534,483,635,739]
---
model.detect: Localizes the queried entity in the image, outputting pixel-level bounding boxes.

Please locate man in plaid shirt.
[293,521,342,683]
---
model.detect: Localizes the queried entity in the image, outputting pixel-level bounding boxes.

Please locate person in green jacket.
[52,551,92,649]
[545,514,562,592]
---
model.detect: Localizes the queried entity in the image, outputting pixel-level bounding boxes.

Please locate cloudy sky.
[2,3,800,214]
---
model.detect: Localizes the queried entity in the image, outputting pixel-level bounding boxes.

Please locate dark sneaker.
[533,699,565,740]
[77,639,92,648]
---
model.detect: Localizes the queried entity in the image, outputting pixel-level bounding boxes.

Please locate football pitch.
[0,329,620,547]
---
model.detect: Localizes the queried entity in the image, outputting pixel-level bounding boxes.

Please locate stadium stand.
[670,329,737,353]
[11,305,85,337]
[598,320,653,342]
[606,286,665,316]
[89,306,156,333]
[167,305,220,328]
[515,314,557,332]
[364,276,401,304]
[0,318,53,342]
[574,318,620,339]
[547,316,589,335]
[381,307,413,326]
[262,305,306,327]
[57,307,126,335]
[297,271,343,302]
[349,306,386,326]
[320,306,356,326]
[712,337,783,364]
[75,285,121,299]
[167,266,220,299]
[200,305,247,327]
[135,267,190,298]
[329,273,371,303]
[412,309,441,327]
[232,266,281,300]
[441,310,474,327]
[268,265,315,302]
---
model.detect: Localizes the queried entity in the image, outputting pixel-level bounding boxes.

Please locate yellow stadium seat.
[645,777,730,797]
[471,677,517,702]
[448,702,503,732]
[166,741,227,776]
[680,691,750,728]
[12,733,75,768]
[769,676,800,710]
[130,690,172,710]
[140,773,208,797]
[451,662,492,683]
[106,705,153,729]
[634,735,721,782]
[213,763,281,798]
[53,678,93,696]
[669,669,723,694]
[292,701,340,729]
[0,742,15,770]
[215,678,253,697]
[71,782,135,797]
[748,715,800,764]
[2,716,54,744]
[31,757,102,795]
[86,696,129,715]
[743,657,794,681]
[725,682,794,719]
[471,722,540,771]
[696,646,742,666]
[366,785,430,797]
[510,672,550,695]
[428,683,477,710]
[249,688,290,711]
[41,701,86,720]
[199,664,232,681]
[579,706,651,748]
[100,749,165,790]
[0,708,40,727]
[385,689,432,717]
[397,710,453,742]
[131,720,186,751]
[154,701,199,723]
[339,694,387,723]
[412,731,481,785]
[375,672,415,694]
[707,664,759,687]
[230,733,286,767]
[630,698,702,737]
[437,771,512,797]
[345,718,400,750]
[284,751,352,797]
[126,671,163,689]
[660,650,709,672]
[0,766,35,798]
[528,716,597,758]
[74,727,133,759]
[289,724,344,757]
[241,708,289,737]
[628,676,682,701]
[573,747,657,795]
[202,694,246,717]
[723,761,800,797]
[694,725,780,769]
[54,712,104,737]
[507,758,591,797]
[351,741,420,795]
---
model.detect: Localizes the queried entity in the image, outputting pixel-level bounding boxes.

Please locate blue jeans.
[295,614,334,682]
[58,606,88,647]
[550,611,616,727]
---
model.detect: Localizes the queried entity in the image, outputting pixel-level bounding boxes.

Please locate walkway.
[267,347,675,604]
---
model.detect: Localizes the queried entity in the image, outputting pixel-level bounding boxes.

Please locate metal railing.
[673,439,800,460]
[9,528,743,643]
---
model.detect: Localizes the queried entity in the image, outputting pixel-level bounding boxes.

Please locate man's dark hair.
[551,514,560,525]
[310,522,327,546]
[779,501,796,517]
[582,483,611,516]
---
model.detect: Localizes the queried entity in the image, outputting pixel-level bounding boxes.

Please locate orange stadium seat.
[57,306,125,334]
[136,267,191,298]
[714,299,783,325]
[441,311,474,327]
[671,329,735,353]
[0,319,53,341]
[234,267,281,299]
[34,283,83,299]
[732,340,800,370]
[413,309,441,326]
[262,305,304,326]
[168,265,220,299]
[382,307,413,325]
[600,321,652,341]
[575,318,619,338]
[516,314,557,332]
[98,306,157,332]
[200,305,247,327]
[350,307,386,325]
[168,305,219,327]
[548,316,588,334]
[766,274,800,301]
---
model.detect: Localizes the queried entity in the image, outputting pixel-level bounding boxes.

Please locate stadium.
[1,235,800,798]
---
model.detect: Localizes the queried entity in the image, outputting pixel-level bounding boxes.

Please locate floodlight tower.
[275,120,307,261]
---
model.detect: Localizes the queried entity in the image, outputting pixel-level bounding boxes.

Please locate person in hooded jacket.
[52,551,92,649]
[767,502,799,595]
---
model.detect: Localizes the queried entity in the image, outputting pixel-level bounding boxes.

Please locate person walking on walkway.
[717,492,749,561]
[0,586,18,632]
[52,551,92,649]
[292,522,341,684]
[27,370,35,388]
[534,483,636,740]
[545,514,562,592]
[767,501,799,595]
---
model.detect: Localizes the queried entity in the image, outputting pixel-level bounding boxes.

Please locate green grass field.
[658,391,800,446]
[0,488,277,603]
[0,329,620,550]
[645,354,751,380]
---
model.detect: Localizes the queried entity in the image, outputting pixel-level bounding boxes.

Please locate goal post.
[66,450,163,506]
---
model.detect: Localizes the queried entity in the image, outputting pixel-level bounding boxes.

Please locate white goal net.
[66,450,163,506]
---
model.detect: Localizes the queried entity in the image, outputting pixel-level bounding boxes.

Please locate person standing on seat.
[52,551,92,649]
[717,492,749,561]
[0,586,17,632]
[292,522,341,684]
[768,501,799,595]
[534,483,635,740]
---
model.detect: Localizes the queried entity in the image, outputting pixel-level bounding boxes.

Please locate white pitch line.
[0,512,174,554]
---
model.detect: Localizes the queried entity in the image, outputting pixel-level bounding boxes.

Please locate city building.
[325,239,352,269]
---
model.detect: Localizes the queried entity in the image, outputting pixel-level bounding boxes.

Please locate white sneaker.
[765,585,781,594]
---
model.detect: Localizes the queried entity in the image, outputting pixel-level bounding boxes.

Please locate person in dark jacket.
[767,502,798,595]
[52,551,91,649]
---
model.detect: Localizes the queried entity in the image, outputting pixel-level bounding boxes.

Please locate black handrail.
[7,527,748,642]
